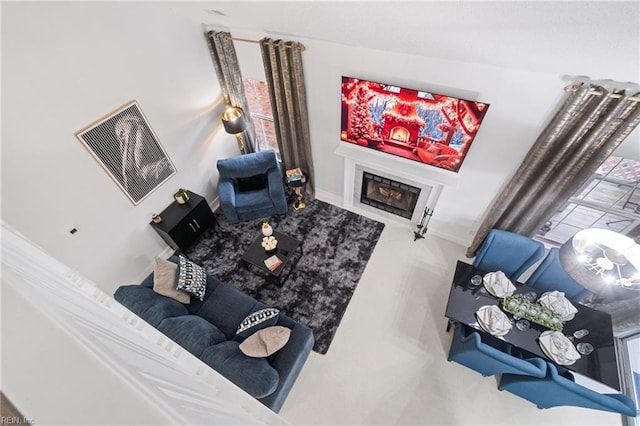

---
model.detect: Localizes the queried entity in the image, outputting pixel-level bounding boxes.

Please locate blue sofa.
[114,256,314,412]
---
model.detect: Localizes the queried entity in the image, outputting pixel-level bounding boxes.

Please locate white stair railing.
[1,223,286,425]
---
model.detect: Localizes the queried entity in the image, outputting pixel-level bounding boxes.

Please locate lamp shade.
[221,106,247,134]
[559,228,640,301]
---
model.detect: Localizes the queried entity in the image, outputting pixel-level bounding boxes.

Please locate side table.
[286,168,307,210]
[150,191,216,253]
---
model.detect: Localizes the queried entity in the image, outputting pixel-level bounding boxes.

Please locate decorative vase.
[261,222,273,237]
[174,188,190,204]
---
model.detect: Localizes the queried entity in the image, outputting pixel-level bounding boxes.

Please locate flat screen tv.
[340,76,490,172]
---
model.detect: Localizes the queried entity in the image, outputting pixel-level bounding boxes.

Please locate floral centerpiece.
[502,295,564,332]
[261,236,278,254]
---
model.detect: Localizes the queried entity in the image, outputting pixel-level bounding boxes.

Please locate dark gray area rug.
[185,197,385,354]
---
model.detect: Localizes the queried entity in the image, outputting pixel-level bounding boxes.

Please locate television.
[340,76,490,172]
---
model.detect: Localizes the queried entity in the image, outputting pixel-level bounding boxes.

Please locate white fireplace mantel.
[334,143,459,225]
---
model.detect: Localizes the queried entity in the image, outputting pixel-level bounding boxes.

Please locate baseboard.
[315,188,472,248]
[428,228,473,248]
[188,188,471,249]
[313,189,342,207]
[209,196,220,212]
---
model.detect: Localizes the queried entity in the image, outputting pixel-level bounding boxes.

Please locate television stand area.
[150,191,216,253]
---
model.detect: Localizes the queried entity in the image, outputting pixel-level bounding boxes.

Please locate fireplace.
[335,142,457,228]
[360,172,421,219]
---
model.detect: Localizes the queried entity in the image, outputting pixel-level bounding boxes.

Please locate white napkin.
[538,291,577,321]
[483,271,516,298]
[475,305,513,336]
[538,330,581,365]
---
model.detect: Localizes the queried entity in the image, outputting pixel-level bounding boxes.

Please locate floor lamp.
[221,106,247,154]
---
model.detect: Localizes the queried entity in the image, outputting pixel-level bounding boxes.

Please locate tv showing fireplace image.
[340,76,490,172]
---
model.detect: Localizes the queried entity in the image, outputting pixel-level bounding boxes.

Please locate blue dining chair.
[473,229,546,281]
[499,363,637,416]
[525,248,591,302]
[447,324,547,378]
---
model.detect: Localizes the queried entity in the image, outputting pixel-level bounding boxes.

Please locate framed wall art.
[75,101,176,205]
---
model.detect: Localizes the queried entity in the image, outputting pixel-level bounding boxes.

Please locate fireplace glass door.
[360,172,421,219]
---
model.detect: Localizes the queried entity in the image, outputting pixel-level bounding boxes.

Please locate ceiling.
[177,1,640,83]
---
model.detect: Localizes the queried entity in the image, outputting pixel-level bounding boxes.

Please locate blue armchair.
[499,363,637,416]
[525,248,591,302]
[447,323,547,378]
[217,150,288,223]
[473,229,545,281]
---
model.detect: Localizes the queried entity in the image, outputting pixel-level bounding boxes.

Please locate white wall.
[1,2,240,291]
[225,26,573,245]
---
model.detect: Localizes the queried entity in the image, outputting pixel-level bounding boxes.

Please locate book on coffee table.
[264,255,283,271]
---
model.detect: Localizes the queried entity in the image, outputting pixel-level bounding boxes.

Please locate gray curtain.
[260,38,315,195]
[467,83,640,257]
[205,31,256,154]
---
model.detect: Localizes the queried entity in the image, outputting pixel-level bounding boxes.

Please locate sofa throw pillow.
[239,326,291,358]
[175,255,207,301]
[235,308,279,339]
[153,257,190,304]
[237,174,267,192]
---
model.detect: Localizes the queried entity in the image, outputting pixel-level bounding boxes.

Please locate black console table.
[150,191,215,253]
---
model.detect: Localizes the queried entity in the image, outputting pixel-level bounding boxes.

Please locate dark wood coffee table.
[240,230,303,285]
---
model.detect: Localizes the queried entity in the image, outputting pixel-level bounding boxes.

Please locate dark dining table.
[444,261,621,390]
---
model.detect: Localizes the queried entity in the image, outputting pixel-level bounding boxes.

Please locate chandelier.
[562,228,640,293]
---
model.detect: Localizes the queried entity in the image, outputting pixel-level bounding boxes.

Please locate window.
[538,155,640,419]
[537,155,640,246]
[618,332,640,424]
[242,78,279,154]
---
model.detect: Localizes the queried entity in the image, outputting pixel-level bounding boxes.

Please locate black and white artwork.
[76,101,176,205]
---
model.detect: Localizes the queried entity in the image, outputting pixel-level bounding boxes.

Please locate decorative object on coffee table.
[286,168,307,210]
[264,255,283,271]
[262,222,273,237]
[262,236,278,255]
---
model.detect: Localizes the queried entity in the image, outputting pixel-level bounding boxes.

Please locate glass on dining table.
[576,342,594,355]
[573,328,589,339]
[469,274,483,289]
[523,291,538,302]
[515,319,530,331]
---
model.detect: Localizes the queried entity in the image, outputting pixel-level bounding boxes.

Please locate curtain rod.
[564,84,640,102]
[230,37,306,51]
